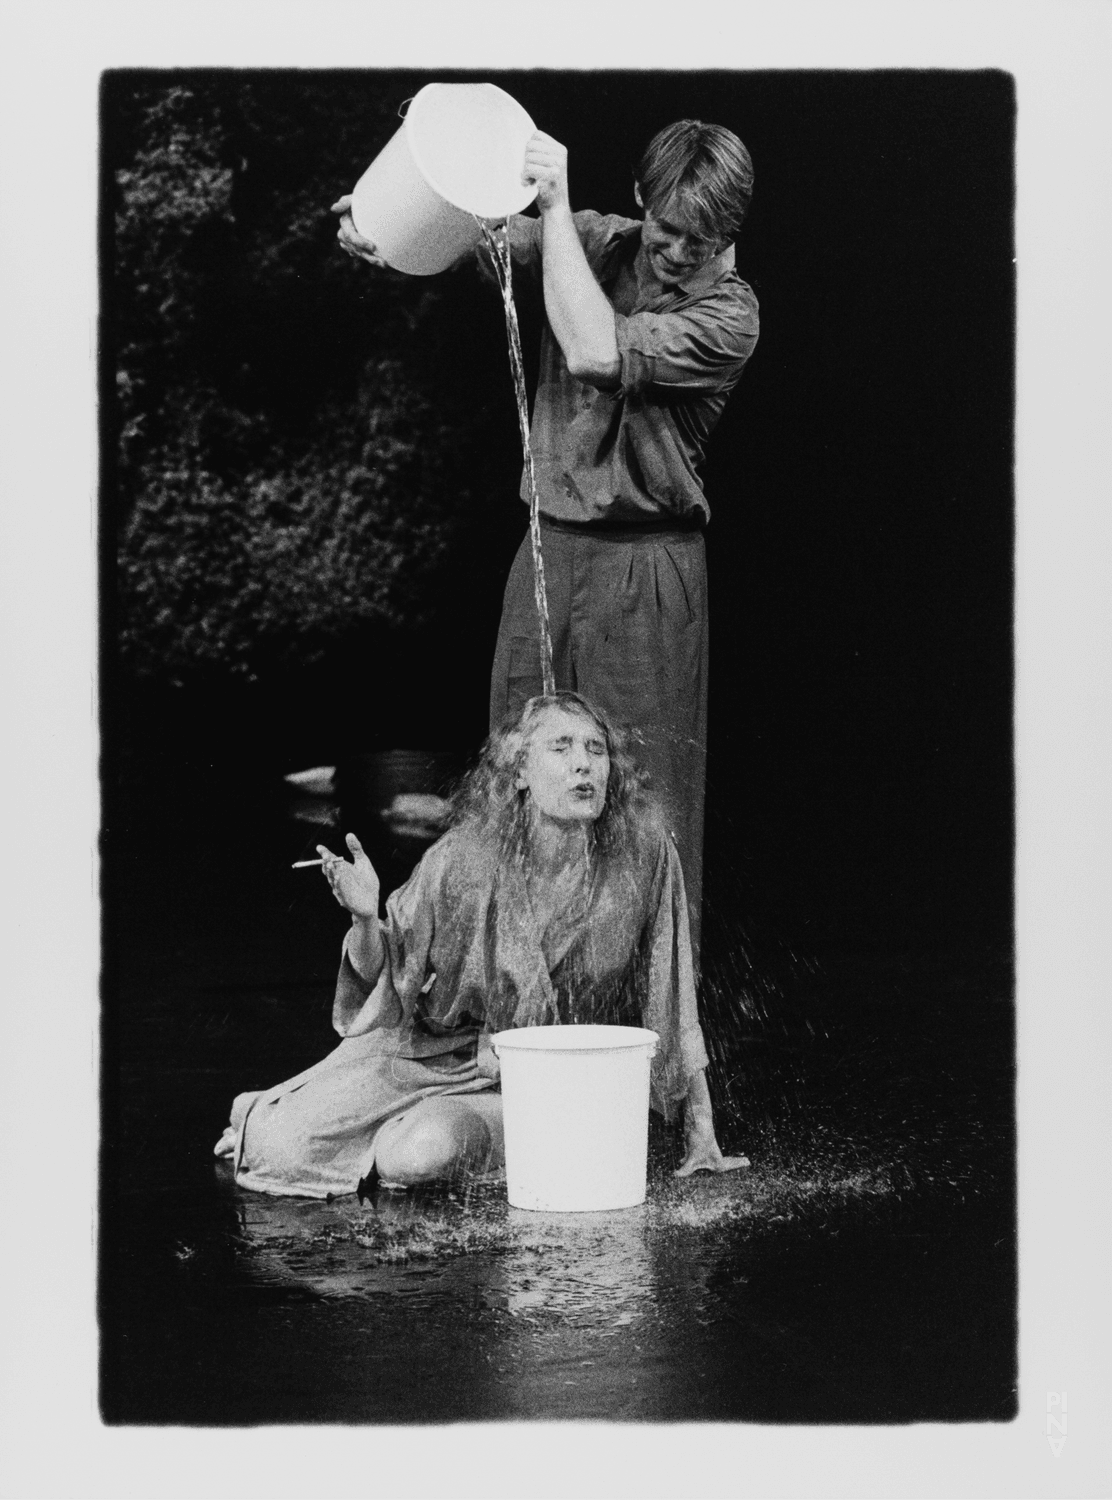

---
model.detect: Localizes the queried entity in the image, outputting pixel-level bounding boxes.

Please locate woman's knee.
[375,1099,495,1184]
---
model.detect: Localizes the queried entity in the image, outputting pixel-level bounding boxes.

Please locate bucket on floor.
[491,1025,659,1212]
[350,82,538,275]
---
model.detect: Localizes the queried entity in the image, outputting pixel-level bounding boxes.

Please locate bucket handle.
[397,96,415,120]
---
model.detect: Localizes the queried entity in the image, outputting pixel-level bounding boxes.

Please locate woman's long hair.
[449,692,656,867]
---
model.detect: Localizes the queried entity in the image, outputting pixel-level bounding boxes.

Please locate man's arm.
[331,195,389,267]
[332,193,533,280]
[522,133,621,389]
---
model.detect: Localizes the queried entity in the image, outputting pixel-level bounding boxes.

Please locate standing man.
[335,119,759,961]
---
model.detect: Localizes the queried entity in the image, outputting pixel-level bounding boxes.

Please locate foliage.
[118,361,456,679]
[108,75,475,682]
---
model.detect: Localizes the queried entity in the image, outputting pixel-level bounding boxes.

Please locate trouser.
[489,517,708,962]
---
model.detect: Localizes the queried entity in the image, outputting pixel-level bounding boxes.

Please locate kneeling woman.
[215,693,746,1196]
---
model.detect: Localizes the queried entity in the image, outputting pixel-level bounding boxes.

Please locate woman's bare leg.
[373,1094,504,1185]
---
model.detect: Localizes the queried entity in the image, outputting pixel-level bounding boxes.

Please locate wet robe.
[219,820,709,1198]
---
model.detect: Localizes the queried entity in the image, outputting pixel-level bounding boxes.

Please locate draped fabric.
[217,820,708,1198]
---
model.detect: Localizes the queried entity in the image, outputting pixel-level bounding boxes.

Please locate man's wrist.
[539,196,574,222]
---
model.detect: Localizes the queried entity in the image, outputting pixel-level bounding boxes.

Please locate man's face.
[636,189,729,286]
[516,706,611,827]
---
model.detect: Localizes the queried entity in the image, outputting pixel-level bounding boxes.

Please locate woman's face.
[517,706,611,827]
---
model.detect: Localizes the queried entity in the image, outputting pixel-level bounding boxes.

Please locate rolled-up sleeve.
[507,213,543,266]
[615,295,759,397]
[476,209,628,284]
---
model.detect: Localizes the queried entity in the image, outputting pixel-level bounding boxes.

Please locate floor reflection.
[218,1154,760,1344]
[486,1205,657,1329]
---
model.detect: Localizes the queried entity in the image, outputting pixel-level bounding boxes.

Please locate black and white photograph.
[3,4,1110,1497]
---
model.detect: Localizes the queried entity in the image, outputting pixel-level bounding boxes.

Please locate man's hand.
[331,195,388,267]
[522,132,571,215]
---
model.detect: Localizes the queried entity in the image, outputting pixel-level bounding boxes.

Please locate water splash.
[479,219,556,696]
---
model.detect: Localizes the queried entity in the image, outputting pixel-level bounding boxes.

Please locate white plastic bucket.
[350,83,538,275]
[492,1025,659,1212]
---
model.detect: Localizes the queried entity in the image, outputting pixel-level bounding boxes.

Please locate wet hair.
[450,692,653,863]
[635,119,754,245]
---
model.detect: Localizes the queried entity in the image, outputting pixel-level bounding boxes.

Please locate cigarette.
[291,858,325,868]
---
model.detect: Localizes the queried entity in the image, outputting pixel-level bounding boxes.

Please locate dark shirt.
[498,210,760,526]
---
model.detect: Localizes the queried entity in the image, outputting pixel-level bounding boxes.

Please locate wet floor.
[99,737,1016,1425]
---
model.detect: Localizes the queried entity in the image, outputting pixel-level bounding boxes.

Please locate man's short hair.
[635,120,754,244]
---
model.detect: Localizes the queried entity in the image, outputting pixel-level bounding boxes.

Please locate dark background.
[102,66,1015,964]
[98,70,1016,1423]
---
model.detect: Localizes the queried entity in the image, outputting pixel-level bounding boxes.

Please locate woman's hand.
[330,195,388,267]
[674,1127,751,1177]
[674,1069,750,1177]
[522,131,571,215]
[321,833,385,987]
[318,832,380,918]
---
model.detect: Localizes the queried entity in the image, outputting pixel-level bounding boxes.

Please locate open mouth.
[569,782,596,800]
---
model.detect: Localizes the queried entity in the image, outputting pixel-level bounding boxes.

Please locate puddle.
[207,1138,911,1359]
[100,747,1017,1425]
